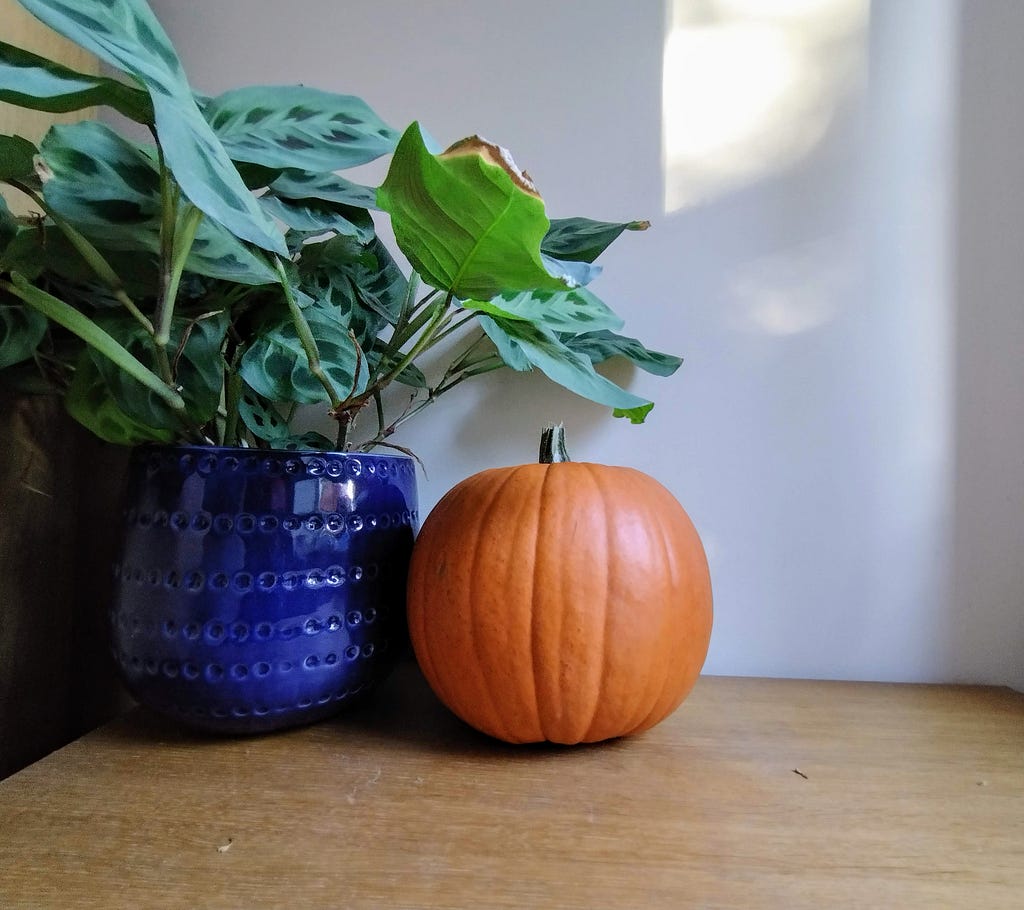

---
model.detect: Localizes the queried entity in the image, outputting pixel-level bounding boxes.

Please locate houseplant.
[0,0,681,732]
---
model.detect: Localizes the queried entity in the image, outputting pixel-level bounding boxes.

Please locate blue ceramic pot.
[110,445,418,734]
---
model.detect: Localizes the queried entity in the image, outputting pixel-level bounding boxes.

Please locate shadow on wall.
[948,2,1024,691]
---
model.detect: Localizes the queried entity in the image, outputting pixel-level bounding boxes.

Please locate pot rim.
[132,442,415,462]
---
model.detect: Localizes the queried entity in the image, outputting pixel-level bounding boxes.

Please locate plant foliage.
[0,0,680,452]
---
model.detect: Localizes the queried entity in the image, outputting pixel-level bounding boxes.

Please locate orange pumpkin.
[407,426,713,744]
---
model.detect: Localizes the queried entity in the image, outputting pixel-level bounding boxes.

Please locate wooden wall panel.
[0,3,120,777]
[0,0,99,214]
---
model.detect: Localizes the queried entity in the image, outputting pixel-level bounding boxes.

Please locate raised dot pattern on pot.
[133,608,381,644]
[113,562,383,592]
[124,509,419,532]
[144,450,416,480]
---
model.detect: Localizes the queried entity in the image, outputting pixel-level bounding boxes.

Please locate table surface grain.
[1,663,1022,910]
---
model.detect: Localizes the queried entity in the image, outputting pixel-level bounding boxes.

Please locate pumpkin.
[407,426,713,744]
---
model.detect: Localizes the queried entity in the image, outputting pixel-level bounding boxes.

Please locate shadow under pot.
[110,445,418,734]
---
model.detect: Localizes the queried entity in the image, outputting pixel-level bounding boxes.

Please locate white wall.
[148,0,1023,688]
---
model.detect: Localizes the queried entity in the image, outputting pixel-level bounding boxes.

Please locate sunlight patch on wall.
[662,0,868,214]
[726,236,853,335]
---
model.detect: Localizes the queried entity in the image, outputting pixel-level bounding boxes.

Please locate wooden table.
[1,663,1022,909]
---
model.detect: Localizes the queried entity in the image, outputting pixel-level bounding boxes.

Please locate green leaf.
[204,85,399,172]
[39,121,277,284]
[16,0,286,256]
[564,329,682,377]
[613,402,655,424]
[0,301,47,368]
[0,193,16,245]
[258,194,375,242]
[0,134,37,181]
[2,221,160,295]
[0,39,152,121]
[461,287,623,335]
[0,227,48,279]
[89,309,228,429]
[269,170,378,208]
[65,349,174,445]
[239,299,367,405]
[479,315,652,416]
[377,124,567,299]
[542,217,650,264]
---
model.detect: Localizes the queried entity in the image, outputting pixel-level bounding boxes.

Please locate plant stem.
[152,178,204,389]
[223,368,242,447]
[373,294,452,392]
[272,257,343,410]
[373,388,386,437]
[446,328,489,374]
[398,272,420,327]
[383,289,442,354]
[335,411,352,451]
[354,353,504,451]
[428,309,478,348]
[157,204,203,348]
[152,149,178,384]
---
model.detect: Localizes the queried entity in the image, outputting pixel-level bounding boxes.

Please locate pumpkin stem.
[539,424,571,463]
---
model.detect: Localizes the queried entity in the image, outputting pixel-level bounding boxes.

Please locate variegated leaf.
[65,349,174,445]
[0,39,152,121]
[88,309,229,430]
[204,85,399,171]
[39,122,277,285]
[461,287,623,335]
[237,386,290,442]
[356,236,409,325]
[275,431,335,451]
[298,234,407,341]
[269,169,378,208]
[542,217,650,263]
[563,329,682,377]
[239,299,368,405]
[258,194,375,243]
[16,0,286,255]
[479,314,652,417]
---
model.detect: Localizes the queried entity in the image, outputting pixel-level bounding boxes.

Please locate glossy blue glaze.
[110,445,418,734]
